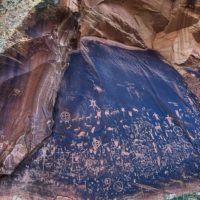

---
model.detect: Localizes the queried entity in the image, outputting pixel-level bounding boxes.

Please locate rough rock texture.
[2,0,200,67]
[80,0,200,104]
[0,1,80,175]
[81,0,200,66]
[0,0,42,53]
[1,37,200,200]
[1,0,200,200]
[81,0,171,48]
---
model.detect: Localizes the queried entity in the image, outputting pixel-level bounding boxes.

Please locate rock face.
[0,1,80,175]
[81,0,171,48]
[1,0,200,200]
[1,37,200,200]
[0,0,42,53]
[2,0,200,67]
[80,0,200,106]
[1,0,200,66]
[81,0,200,66]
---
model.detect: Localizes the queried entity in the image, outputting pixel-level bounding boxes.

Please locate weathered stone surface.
[80,0,200,110]
[0,0,42,53]
[81,0,170,49]
[1,0,200,200]
[153,8,200,65]
[0,1,79,175]
[2,0,200,66]
[81,0,200,66]
[0,37,200,200]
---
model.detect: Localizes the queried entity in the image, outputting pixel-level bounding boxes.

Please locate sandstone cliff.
[81,0,200,66]
[80,0,200,105]
[0,0,200,200]
[2,0,200,96]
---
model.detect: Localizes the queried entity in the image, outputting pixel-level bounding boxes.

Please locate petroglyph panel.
[1,38,200,199]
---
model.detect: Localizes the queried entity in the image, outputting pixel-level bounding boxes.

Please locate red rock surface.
[0,0,200,199]
[0,3,80,175]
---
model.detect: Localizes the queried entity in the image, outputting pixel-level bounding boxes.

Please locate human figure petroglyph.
[89,99,100,110]
[166,115,174,126]
[96,110,101,119]
[92,138,102,150]
[155,123,162,131]
[163,144,173,154]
